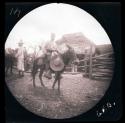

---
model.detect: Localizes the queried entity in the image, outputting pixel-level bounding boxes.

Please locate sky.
[5,3,111,53]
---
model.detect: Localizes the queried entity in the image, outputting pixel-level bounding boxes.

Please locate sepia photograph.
[5,3,115,119]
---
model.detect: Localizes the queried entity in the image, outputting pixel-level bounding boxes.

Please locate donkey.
[31,44,78,92]
[5,48,18,75]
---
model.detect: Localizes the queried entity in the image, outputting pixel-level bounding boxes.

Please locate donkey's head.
[58,44,78,66]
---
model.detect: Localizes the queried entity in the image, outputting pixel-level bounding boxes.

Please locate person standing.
[16,40,25,77]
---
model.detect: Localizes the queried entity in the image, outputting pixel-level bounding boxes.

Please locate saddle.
[47,50,65,78]
[36,50,64,79]
[50,51,64,72]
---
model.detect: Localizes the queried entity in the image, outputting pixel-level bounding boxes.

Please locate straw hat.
[50,56,64,71]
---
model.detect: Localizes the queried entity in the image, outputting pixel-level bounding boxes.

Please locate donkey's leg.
[58,78,61,92]
[33,73,36,88]
[32,70,38,88]
[32,65,38,88]
[10,63,13,74]
[52,72,58,89]
[52,78,57,89]
[57,73,61,92]
[39,67,45,87]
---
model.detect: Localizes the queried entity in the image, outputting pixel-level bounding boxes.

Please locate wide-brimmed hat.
[50,56,64,72]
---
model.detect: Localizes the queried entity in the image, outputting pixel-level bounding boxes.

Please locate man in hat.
[16,40,26,77]
[43,33,58,79]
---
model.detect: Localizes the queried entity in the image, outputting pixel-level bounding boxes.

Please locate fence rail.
[65,51,114,80]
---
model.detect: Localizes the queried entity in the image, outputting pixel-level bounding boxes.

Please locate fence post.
[71,63,77,73]
[84,56,87,75]
[71,63,74,73]
[75,64,77,72]
[89,45,92,79]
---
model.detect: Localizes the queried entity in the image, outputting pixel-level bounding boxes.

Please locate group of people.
[8,33,78,78]
[14,33,58,78]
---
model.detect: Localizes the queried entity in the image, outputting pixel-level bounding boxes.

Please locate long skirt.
[17,58,24,71]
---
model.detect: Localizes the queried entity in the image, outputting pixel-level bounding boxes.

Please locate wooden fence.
[65,51,114,80]
[83,52,114,80]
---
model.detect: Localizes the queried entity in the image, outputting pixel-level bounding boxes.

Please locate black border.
[1,1,123,123]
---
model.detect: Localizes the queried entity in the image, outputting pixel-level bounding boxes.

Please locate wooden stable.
[65,45,114,80]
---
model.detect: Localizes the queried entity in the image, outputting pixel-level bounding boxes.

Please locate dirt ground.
[5,71,110,119]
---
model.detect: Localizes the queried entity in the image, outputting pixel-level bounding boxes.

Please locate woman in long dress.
[16,40,25,77]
